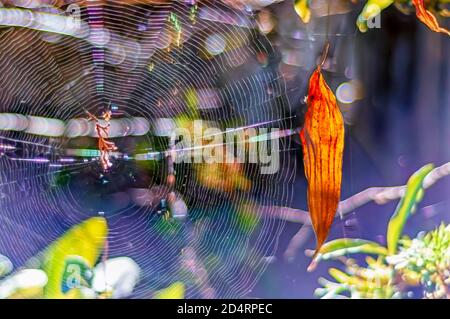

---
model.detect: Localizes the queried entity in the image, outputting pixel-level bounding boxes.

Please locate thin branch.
[263,162,450,260]
[283,224,312,261]
[267,162,450,225]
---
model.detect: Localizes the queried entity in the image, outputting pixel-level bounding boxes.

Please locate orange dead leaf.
[412,0,450,36]
[300,66,345,260]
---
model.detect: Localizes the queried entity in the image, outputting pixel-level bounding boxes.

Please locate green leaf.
[357,0,394,32]
[315,285,348,299]
[294,0,311,24]
[42,217,108,298]
[314,238,388,263]
[61,256,93,294]
[0,254,13,277]
[329,268,353,284]
[154,282,185,299]
[387,164,434,255]
[235,203,260,233]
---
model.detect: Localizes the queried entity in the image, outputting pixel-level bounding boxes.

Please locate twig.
[264,161,450,259]
[283,224,312,261]
[269,162,450,224]
[85,110,98,122]
[319,42,330,68]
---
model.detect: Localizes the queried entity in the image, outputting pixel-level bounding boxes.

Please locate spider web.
[0,0,295,298]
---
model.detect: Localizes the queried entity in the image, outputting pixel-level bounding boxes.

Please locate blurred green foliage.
[154,282,185,299]
[314,164,450,299]
[294,0,450,33]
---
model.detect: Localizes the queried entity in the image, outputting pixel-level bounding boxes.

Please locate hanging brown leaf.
[412,0,450,36]
[300,66,345,261]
